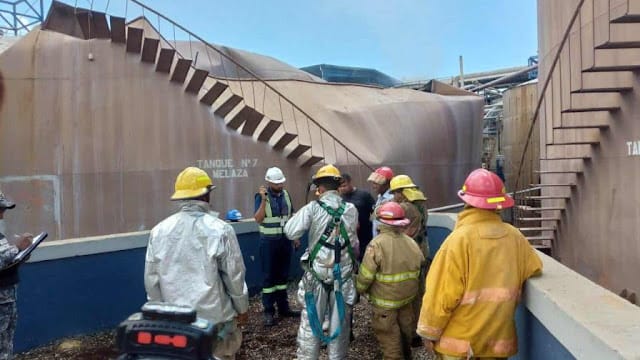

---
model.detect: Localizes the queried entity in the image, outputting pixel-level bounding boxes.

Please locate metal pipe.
[459,55,464,88]
[470,64,538,92]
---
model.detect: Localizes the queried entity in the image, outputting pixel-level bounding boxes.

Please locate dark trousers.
[260,236,293,314]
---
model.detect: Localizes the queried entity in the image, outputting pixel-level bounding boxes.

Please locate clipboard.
[2,232,48,270]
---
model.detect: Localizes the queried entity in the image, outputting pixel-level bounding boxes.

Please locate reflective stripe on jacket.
[417,207,542,358]
[356,225,425,309]
[259,190,292,237]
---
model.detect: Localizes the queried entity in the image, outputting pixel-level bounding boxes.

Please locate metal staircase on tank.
[41,0,372,170]
[513,0,640,253]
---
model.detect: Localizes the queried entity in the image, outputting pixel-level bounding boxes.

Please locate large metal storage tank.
[501,81,540,191]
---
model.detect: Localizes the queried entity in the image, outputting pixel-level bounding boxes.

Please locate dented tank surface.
[0,16,482,240]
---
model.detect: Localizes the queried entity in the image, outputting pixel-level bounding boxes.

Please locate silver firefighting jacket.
[144,200,249,325]
[284,190,359,303]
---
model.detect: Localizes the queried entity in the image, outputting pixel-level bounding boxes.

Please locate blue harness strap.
[304,201,349,344]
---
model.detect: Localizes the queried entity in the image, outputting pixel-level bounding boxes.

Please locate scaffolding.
[0,0,43,36]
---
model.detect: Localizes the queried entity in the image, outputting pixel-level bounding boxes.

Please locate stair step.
[598,23,640,48]
[109,16,126,43]
[226,106,262,133]
[287,144,312,159]
[560,111,610,129]
[76,11,110,39]
[518,217,562,221]
[545,144,593,159]
[300,155,324,167]
[214,94,243,118]
[527,236,554,241]
[525,195,570,200]
[257,119,282,142]
[593,48,640,70]
[609,0,640,22]
[200,82,228,105]
[240,109,265,136]
[534,170,582,174]
[563,93,621,112]
[141,38,160,63]
[530,183,576,187]
[272,132,298,150]
[552,128,601,145]
[92,12,110,39]
[519,227,556,232]
[185,69,209,94]
[574,71,634,92]
[518,206,566,211]
[539,158,585,172]
[170,58,192,84]
[156,48,176,73]
[533,243,553,250]
[126,27,143,53]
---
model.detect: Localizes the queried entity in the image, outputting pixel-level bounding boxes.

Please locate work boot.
[263,313,276,327]
[279,308,301,318]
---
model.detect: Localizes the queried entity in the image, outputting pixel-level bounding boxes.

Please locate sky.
[37,0,537,81]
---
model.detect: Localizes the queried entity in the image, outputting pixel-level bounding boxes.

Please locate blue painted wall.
[512,305,575,360]
[14,223,576,359]
[14,231,306,352]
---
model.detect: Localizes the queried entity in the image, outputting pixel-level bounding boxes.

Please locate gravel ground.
[16,291,435,360]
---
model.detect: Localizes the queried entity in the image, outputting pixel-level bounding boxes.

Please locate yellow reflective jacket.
[417,207,542,358]
[356,225,425,309]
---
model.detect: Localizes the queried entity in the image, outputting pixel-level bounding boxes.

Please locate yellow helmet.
[389,175,417,192]
[170,167,215,201]
[312,164,341,183]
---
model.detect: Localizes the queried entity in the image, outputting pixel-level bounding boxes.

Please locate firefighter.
[284,164,359,360]
[144,167,249,360]
[367,166,394,238]
[356,201,425,360]
[389,174,429,348]
[254,167,300,327]
[417,168,543,359]
[389,175,428,254]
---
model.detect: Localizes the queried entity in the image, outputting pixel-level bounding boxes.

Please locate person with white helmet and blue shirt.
[254,167,301,327]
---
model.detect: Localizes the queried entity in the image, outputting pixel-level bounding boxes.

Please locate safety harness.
[303,200,355,344]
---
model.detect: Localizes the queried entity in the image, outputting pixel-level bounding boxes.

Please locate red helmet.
[458,169,514,210]
[368,166,394,184]
[376,202,410,227]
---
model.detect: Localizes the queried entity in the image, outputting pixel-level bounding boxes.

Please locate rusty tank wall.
[538,0,640,298]
[501,82,540,191]
[0,28,482,240]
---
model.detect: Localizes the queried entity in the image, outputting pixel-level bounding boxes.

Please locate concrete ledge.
[427,212,458,229]
[525,252,640,359]
[28,220,260,263]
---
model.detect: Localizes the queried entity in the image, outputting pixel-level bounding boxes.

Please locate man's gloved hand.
[236,312,249,327]
[16,233,33,251]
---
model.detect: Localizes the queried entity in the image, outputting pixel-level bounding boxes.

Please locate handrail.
[512,0,585,193]
[127,0,374,171]
[428,187,542,213]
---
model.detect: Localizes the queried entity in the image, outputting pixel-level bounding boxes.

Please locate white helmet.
[265,167,286,184]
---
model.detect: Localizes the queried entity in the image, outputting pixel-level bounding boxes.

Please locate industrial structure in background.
[0,0,482,241]
[1,0,638,313]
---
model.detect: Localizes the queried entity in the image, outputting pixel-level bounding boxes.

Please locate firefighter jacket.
[145,200,249,326]
[400,201,426,244]
[417,207,542,358]
[356,225,425,309]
